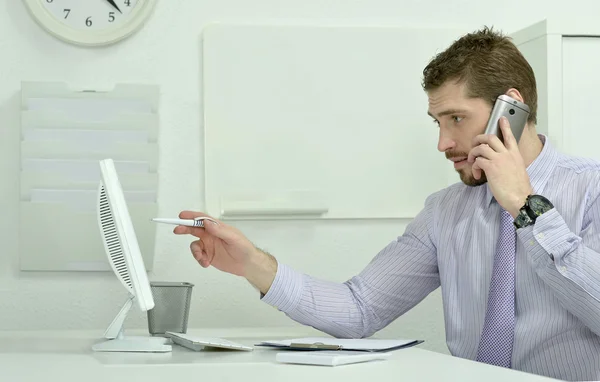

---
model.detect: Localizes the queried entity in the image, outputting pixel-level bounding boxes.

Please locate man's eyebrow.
[427,109,468,118]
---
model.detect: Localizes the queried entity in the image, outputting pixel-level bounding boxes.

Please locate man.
[174,27,600,381]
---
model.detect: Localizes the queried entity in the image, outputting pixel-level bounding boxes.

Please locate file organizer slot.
[20,171,158,199]
[21,109,158,141]
[19,81,159,272]
[22,159,152,182]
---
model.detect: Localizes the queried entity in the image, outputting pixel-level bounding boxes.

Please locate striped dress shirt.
[261,135,600,381]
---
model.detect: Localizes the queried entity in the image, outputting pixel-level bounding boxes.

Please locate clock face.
[41,0,140,31]
[22,0,156,46]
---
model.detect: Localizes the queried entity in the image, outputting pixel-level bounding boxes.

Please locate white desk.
[0,329,559,382]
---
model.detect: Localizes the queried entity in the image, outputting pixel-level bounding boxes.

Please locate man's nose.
[437,130,456,152]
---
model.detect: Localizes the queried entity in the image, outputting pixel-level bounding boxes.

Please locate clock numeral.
[124,0,131,6]
[109,12,115,22]
[85,17,92,27]
[63,9,70,19]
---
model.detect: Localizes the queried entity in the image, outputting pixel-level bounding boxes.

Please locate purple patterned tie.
[476,209,516,368]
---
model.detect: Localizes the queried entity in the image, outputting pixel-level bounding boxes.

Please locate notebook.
[276,350,392,366]
[256,337,423,352]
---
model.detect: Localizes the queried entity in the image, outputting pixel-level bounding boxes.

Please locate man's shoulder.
[424,181,475,208]
[554,152,600,194]
[556,151,600,175]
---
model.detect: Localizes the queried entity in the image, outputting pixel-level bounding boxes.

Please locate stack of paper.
[255,337,423,352]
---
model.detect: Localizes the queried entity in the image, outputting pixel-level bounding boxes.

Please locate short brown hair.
[422,26,537,124]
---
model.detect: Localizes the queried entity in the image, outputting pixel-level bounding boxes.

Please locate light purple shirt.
[261,135,600,381]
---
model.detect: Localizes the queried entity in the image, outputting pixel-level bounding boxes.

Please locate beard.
[446,150,488,187]
[457,167,487,186]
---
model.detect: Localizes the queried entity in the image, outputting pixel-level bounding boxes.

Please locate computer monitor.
[92,158,171,353]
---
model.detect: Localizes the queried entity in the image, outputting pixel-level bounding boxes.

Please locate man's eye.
[453,116,463,123]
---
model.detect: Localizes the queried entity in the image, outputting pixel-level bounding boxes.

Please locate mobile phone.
[483,94,530,143]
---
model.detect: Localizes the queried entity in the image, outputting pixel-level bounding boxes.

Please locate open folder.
[255,337,423,352]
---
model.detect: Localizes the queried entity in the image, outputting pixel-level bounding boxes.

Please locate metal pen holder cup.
[147,281,194,337]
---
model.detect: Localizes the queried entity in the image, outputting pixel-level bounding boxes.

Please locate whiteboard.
[202,24,462,220]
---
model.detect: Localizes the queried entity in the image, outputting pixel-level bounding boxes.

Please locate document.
[255,337,423,352]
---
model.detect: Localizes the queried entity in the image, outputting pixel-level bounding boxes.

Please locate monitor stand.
[92,294,172,353]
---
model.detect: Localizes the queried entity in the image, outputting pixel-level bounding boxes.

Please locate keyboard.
[165,332,254,352]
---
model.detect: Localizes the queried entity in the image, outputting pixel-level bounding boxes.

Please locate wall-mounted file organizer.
[19,81,159,272]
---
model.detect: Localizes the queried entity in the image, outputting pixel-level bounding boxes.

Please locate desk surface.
[0,329,559,382]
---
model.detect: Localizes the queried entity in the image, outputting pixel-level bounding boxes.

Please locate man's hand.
[173,211,277,294]
[468,117,533,218]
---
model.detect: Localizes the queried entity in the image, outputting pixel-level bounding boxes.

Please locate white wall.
[1,0,598,355]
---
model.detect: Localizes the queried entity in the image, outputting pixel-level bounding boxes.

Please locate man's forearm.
[245,248,278,295]
[519,208,600,336]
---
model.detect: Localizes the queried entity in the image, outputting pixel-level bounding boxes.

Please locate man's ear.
[505,88,525,103]
[506,88,535,129]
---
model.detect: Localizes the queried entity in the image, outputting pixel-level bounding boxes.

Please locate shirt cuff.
[517,208,581,268]
[259,263,305,313]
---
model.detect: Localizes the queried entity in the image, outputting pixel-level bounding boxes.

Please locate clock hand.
[105,0,122,14]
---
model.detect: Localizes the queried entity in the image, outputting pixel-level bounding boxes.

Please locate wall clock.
[22,0,157,47]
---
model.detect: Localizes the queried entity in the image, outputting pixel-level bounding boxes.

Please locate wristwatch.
[513,194,554,229]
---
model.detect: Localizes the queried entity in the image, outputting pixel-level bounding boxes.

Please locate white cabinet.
[561,38,600,160]
[511,19,600,160]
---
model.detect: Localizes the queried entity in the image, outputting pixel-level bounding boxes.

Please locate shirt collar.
[485,134,559,206]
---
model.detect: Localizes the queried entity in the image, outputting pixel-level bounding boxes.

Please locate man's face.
[427,81,493,186]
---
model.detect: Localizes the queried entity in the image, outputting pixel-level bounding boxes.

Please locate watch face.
[528,195,554,217]
[514,210,533,229]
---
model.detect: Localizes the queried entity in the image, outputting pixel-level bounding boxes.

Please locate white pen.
[151,217,217,228]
